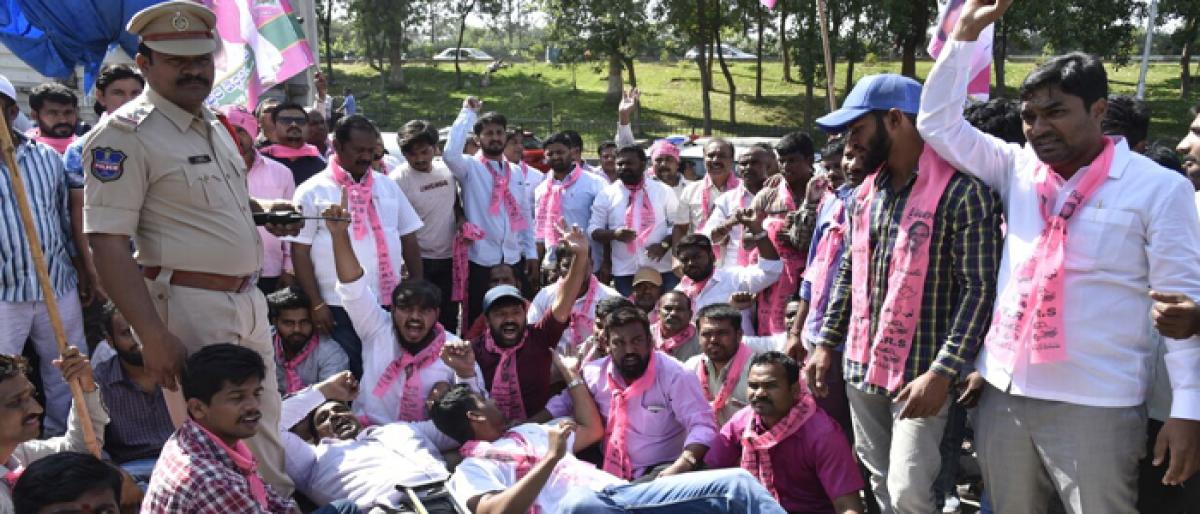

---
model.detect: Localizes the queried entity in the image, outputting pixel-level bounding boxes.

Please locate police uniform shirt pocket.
[183,158,234,209]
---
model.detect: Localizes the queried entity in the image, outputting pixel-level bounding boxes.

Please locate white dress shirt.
[526,279,622,355]
[443,109,538,266]
[918,40,1200,419]
[280,387,451,510]
[700,186,758,269]
[677,260,784,334]
[589,178,683,275]
[533,167,607,268]
[336,276,485,425]
[292,169,423,307]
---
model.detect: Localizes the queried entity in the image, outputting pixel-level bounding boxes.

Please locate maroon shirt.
[471,314,568,416]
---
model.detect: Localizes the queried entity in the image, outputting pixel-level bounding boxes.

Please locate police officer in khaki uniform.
[82,1,299,494]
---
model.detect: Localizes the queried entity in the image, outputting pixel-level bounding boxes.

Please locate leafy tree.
[1160,0,1200,98]
[347,0,426,88]
[542,0,654,103]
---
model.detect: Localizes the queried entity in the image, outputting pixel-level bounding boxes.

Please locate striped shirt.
[0,134,77,302]
[814,169,1002,396]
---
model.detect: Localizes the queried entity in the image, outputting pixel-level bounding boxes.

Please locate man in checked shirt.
[803,73,1003,514]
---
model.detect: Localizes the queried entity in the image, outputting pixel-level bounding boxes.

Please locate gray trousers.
[846,384,949,514]
[974,383,1146,514]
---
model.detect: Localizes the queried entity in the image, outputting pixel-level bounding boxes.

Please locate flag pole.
[815,0,837,111]
[0,112,101,458]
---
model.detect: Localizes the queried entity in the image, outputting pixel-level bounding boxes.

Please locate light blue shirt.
[534,166,606,268]
[1,135,77,302]
[443,108,537,266]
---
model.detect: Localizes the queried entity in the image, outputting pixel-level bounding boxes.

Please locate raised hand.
[618,88,640,124]
[441,341,478,378]
[560,220,590,255]
[953,0,1014,41]
[805,174,830,204]
[316,371,359,402]
[464,96,483,112]
[323,188,352,234]
[546,420,577,462]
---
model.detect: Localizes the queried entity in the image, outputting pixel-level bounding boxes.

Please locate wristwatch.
[567,377,585,389]
[659,241,671,250]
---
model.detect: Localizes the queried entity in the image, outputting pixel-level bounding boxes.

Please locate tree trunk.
[1181,16,1198,99]
[696,0,713,134]
[756,10,764,100]
[845,56,855,96]
[321,0,333,80]
[387,30,406,88]
[606,53,624,104]
[713,0,736,124]
[899,0,930,78]
[454,3,471,88]
[622,56,639,89]
[994,19,1008,97]
[803,70,814,131]
[429,1,436,48]
[780,7,793,83]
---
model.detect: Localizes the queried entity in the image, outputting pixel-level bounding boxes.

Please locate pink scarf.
[263,143,322,159]
[652,323,696,355]
[273,332,319,394]
[478,155,529,231]
[603,353,659,480]
[535,165,582,246]
[803,196,847,323]
[3,466,22,487]
[569,276,602,350]
[459,431,547,514]
[452,223,488,326]
[732,188,757,266]
[701,173,742,224]
[757,187,805,335]
[373,324,448,421]
[623,180,657,254]
[485,328,529,421]
[740,394,817,501]
[33,133,76,155]
[678,275,711,301]
[195,422,268,508]
[846,146,955,392]
[330,158,400,306]
[985,137,1116,370]
[698,343,752,412]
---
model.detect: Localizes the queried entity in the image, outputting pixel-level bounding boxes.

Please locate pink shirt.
[705,406,864,513]
[545,351,718,477]
[248,154,296,277]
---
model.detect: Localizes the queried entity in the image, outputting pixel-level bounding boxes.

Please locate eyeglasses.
[277,116,307,126]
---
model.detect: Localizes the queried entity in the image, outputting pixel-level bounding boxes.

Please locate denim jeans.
[312,499,360,514]
[558,468,785,514]
[119,458,158,491]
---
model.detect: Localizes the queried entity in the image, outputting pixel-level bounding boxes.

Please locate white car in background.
[684,44,757,61]
[433,48,494,61]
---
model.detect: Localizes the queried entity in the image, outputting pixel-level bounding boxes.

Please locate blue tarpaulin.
[0,0,163,92]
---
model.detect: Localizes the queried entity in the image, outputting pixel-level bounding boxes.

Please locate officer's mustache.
[176,75,211,87]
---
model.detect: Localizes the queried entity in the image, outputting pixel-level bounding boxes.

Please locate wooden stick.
[815,0,837,111]
[0,112,101,458]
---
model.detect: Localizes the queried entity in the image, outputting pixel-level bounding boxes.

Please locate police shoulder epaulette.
[110,103,155,132]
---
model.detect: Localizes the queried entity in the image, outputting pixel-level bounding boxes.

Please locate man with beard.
[787,143,868,439]
[573,296,635,365]
[673,232,781,336]
[307,108,332,158]
[321,193,483,426]
[684,304,787,425]
[266,287,349,395]
[613,89,691,198]
[0,349,107,511]
[470,223,589,423]
[528,244,621,357]
[702,145,774,270]
[1180,103,1200,192]
[807,71,1002,514]
[444,97,538,322]
[93,301,173,487]
[705,352,864,514]
[26,82,79,156]
[533,132,606,272]
[679,138,741,232]
[539,306,717,480]
[652,290,701,362]
[918,1,1200,511]
[221,104,297,295]
[292,115,424,379]
[143,344,356,514]
[589,145,688,295]
[261,102,327,186]
[83,2,303,493]
[280,372,457,511]
[392,120,462,331]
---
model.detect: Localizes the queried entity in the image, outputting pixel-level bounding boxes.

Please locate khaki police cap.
[127,1,218,57]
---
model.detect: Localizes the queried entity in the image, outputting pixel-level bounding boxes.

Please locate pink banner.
[205,0,316,109]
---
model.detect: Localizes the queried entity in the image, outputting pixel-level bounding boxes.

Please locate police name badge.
[91,147,127,182]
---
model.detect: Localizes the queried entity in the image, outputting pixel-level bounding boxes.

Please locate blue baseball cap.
[815,74,923,134]
[482,285,525,314]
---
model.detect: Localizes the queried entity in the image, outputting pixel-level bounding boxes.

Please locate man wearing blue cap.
[919,1,1200,513]
[803,66,1003,512]
[471,222,591,423]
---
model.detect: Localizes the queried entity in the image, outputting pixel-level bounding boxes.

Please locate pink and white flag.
[928,0,993,101]
[204,0,316,109]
